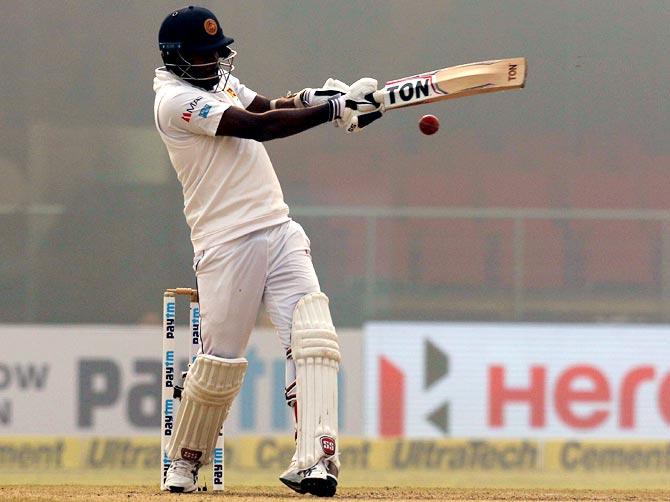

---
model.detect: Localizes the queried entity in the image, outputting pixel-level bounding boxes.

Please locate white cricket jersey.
[153,69,289,252]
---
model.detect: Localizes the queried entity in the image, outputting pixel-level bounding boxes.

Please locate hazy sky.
[3,1,668,149]
[2,1,669,323]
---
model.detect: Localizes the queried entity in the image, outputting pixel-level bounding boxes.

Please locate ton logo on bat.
[386,79,431,105]
[508,64,518,81]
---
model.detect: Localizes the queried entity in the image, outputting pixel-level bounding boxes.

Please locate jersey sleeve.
[227,75,258,109]
[159,90,230,137]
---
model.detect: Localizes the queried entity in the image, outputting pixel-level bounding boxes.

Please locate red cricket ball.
[419,114,440,135]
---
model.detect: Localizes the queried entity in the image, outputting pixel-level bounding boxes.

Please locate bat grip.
[364,91,381,106]
[356,110,384,129]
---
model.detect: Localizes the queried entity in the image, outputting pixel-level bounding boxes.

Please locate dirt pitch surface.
[2,486,670,501]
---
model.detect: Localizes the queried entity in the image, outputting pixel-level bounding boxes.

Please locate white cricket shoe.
[279,456,306,494]
[165,458,200,493]
[280,457,338,497]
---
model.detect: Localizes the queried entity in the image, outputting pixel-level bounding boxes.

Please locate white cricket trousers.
[193,220,320,363]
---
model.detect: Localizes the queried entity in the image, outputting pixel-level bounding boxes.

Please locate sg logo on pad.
[320,436,336,456]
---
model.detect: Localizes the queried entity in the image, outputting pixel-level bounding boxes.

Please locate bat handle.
[354,90,384,129]
[364,91,381,106]
[356,110,384,129]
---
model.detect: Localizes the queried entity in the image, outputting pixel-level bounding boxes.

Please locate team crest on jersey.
[225,88,237,99]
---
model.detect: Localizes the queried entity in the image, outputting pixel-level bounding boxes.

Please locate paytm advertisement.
[0,325,363,436]
[364,323,670,438]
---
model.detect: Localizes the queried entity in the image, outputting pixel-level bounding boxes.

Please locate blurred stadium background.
[2,0,670,494]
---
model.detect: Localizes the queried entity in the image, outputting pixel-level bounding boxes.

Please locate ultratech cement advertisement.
[0,325,363,436]
[365,323,670,438]
[2,437,670,488]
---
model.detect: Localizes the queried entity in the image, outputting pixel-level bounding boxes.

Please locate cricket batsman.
[153,5,383,496]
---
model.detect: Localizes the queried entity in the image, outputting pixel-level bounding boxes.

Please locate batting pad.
[291,292,341,469]
[167,355,247,464]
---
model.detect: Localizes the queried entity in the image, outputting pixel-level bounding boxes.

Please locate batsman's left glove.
[294,78,350,108]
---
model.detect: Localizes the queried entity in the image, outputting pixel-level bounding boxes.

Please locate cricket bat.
[357,57,527,128]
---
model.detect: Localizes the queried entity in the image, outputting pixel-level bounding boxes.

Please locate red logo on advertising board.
[379,343,670,435]
[379,356,405,436]
[378,340,450,437]
[489,364,670,429]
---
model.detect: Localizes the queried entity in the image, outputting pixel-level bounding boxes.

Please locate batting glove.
[294,78,350,108]
[337,77,384,133]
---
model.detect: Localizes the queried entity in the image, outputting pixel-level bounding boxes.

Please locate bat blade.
[375,57,527,111]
